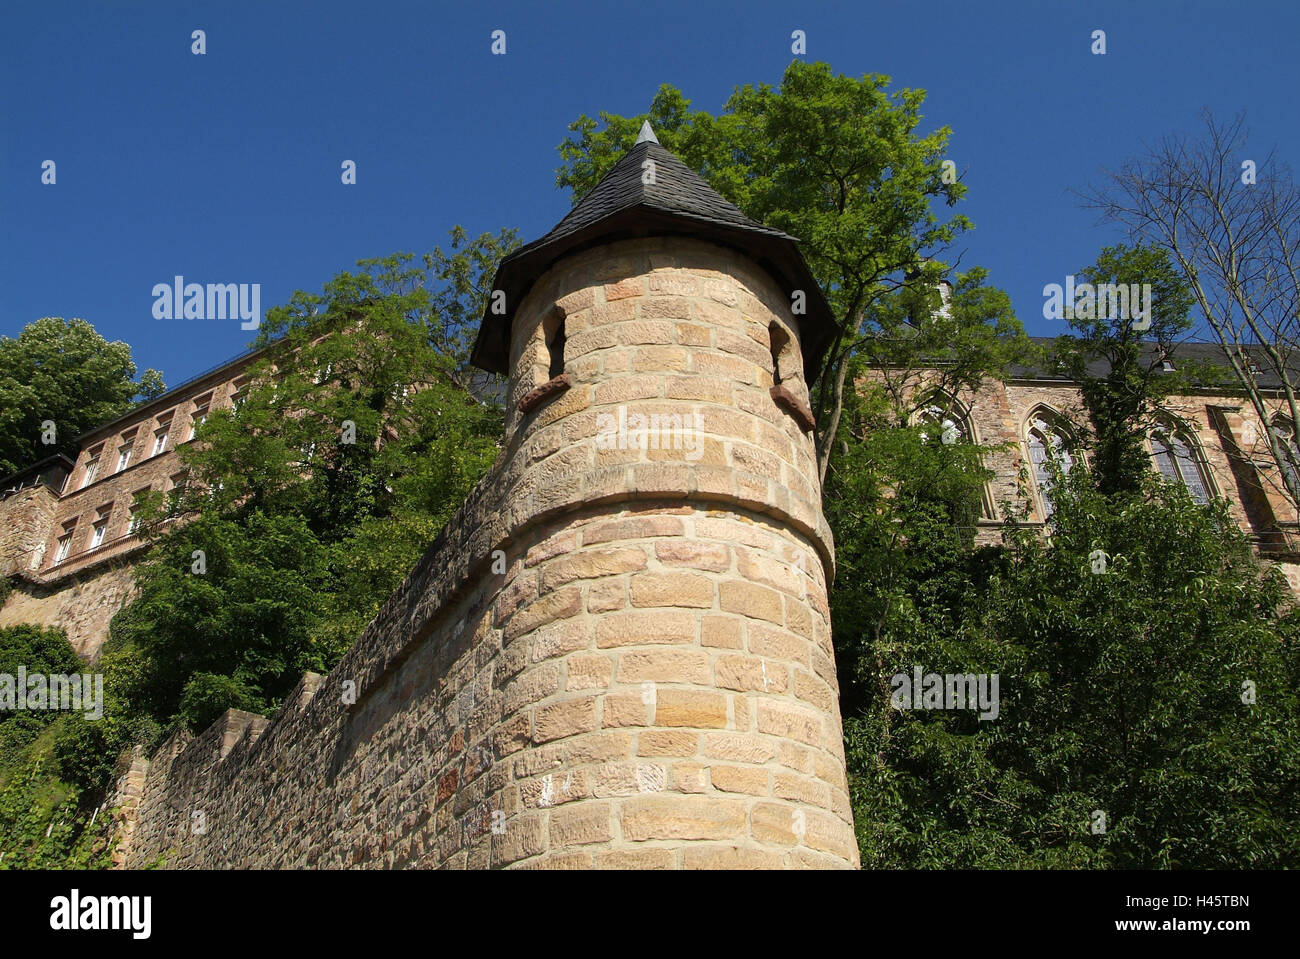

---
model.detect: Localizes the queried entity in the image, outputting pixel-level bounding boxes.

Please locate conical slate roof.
[538,124,795,251]
[472,125,836,382]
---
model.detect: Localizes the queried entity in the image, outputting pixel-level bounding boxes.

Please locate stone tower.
[115,124,859,870]
[467,122,859,867]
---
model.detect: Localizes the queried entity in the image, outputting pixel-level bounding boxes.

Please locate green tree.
[109,234,514,731]
[841,461,1300,868]
[0,317,164,477]
[557,61,1028,479]
[1053,243,1198,496]
[0,625,124,869]
[833,281,1300,864]
[1083,111,1300,509]
[0,625,82,776]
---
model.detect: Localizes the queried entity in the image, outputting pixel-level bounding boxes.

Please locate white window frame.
[55,531,74,562]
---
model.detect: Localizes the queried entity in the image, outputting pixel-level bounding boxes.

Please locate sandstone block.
[596,610,697,647]
[616,648,712,685]
[720,581,783,625]
[550,802,614,846]
[533,696,598,744]
[629,572,714,609]
[755,699,823,748]
[621,796,746,841]
[653,689,728,728]
[637,730,699,757]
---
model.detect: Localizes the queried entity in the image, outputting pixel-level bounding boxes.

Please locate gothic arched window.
[917,402,968,447]
[1026,411,1076,520]
[914,395,994,521]
[1150,424,1211,504]
[1271,416,1300,495]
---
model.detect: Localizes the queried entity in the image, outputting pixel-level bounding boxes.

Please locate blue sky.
[3,0,1297,391]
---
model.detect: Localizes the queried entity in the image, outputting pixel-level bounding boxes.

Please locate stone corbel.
[771,384,816,432]
[517,373,572,415]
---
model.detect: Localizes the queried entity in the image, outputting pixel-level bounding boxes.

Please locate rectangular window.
[128,487,150,535]
[548,324,566,381]
[231,377,250,411]
[116,444,132,472]
[1150,433,1180,483]
[153,427,169,456]
[82,458,100,488]
[1152,431,1210,505]
[90,506,112,548]
[190,407,208,440]
[166,472,188,517]
[54,522,76,562]
[1273,425,1300,495]
[1170,434,1209,504]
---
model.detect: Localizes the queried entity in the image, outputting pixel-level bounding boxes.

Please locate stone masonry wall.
[0,485,59,576]
[0,562,139,659]
[900,375,1300,553]
[0,355,258,660]
[116,237,859,869]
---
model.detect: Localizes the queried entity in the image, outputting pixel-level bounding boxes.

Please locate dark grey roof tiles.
[532,141,794,253]
[473,127,837,382]
[1011,336,1299,390]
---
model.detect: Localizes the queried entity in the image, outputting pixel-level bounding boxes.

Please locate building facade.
[4,127,1298,869]
[5,339,1300,659]
[906,345,1300,591]
[0,352,258,657]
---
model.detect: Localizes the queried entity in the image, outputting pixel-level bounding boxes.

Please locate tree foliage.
[557,61,1024,480]
[0,625,82,775]
[1053,243,1199,496]
[832,285,1300,867]
[110,234,515,732]
[0,317,164,477]
[0,625,124,869]
[1082,110,1300,507]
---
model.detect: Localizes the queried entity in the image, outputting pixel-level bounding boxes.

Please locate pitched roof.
[1011,336,1300,390]
[472,127,837,382]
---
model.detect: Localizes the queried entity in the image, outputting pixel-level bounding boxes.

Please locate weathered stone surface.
[84,237,857,871]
